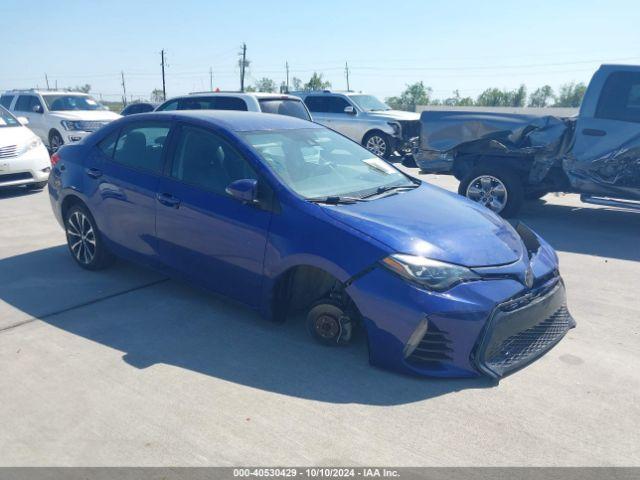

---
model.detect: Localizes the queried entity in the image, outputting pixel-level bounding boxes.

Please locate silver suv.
[292,91,419,159]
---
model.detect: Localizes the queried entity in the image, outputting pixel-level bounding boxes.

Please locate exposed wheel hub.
[315,314,340,340]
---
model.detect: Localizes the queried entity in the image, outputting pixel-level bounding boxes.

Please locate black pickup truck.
[414,64,640,216]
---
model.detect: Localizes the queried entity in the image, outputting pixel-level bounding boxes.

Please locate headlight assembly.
[19,136,43,155]
[61,120,81,131]
[381,254,480,291]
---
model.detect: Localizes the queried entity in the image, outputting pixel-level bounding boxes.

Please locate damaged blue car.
[48,111,575,380]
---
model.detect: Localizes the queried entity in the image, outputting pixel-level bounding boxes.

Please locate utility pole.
[121,71,127,107]
[44,73,50,90]
[160,49,167,101]
[345,61,350,92]
[285,61,290,92]
[209,67,213,91]
[239,43,247,92]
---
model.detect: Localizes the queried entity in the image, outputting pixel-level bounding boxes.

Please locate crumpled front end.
[345,224,575,379]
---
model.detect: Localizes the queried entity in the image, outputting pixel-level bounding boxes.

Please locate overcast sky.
[2,0,639,102]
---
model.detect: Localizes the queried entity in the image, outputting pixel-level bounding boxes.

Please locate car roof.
[181,92,303,100]
[148,110,321,132]
[3,90,90,95]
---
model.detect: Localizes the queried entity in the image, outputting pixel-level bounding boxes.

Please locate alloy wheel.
[66,211,96,265]
[466,175,508,213]
[365,135,387,157]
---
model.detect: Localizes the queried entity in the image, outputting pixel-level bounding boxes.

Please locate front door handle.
[157,192,181,208]
[86,167,103,178]
[582,128,607,137]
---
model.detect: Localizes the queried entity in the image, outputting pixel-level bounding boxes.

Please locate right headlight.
[381,254,480,291]
[61,120,81,131]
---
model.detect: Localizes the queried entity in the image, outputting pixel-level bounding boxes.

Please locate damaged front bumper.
[345,243,575,380]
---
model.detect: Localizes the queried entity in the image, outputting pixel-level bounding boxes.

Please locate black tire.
[458,166,524,218]
[26,181,48,190]
[64,204,114,270]
[49,130,64,153]
[363,131,392,159]
[306,301,353,346]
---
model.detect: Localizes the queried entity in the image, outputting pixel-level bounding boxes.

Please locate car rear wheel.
[49,130,64,153]
[459,166,524,217]
[64,204,114,270]
[363,131,392,159]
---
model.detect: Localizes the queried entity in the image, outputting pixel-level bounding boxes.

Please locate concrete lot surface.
[0,171,639,466]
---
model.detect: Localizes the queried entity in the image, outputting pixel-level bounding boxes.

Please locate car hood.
[48,110,121,121]
[322,183,524,267]
[366,110,420,121]
[0,126,37,148]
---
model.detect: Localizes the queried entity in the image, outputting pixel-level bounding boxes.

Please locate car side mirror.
[344,106,356,115]
[17,116,29,125]
[32,104,43,114]
[225,178,258,204]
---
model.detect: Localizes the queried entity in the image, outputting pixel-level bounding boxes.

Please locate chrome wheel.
[466,175,508,213]
[66,211,96,265]
[365,135,387,157]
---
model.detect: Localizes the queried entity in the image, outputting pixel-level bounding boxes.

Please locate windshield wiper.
[360,184,418,199]
[308,195,366,205]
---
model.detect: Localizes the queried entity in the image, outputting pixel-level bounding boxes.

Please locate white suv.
[155,92,312,121]
[0,90,120,152]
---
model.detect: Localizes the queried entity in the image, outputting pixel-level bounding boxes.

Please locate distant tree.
[304,72,331,91]
[528,85,555,107]
[554,82,587,107]
[292,77,303,91]
[443,89,475,107]
[150,89,164,103]
[245,85,257,92]
[254,77,277,93]
[386,81,432,111]
[65,84,91,93]
[476,84,526,107]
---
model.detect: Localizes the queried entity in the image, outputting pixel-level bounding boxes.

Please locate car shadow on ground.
[517,199,640,262]
[0,186,43,199]
[0,245,492,406]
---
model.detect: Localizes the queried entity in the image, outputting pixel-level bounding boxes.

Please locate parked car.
[155,92,312,121]
[415,64,640,216]
[48,111,574,380]
[291,91,420,159]
[0,106,51,190]
[120,102,158,116]
[1,90,120,152]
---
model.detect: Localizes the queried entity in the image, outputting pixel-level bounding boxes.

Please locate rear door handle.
[582,128,607,137]
[157,192,181,208]
[86,167,102,178]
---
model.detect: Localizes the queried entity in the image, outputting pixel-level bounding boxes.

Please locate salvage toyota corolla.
[48,111,575,380]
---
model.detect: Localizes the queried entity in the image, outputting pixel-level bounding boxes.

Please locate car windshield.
[241,128,415,199]
[349,95,391,112]
[43,94,104,111]
[258,99,311,121]
[0,106,20,128]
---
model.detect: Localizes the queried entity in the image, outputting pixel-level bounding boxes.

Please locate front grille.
[474,281,575,379]
[398,120,420,140]
[406,324,453,368]
[0,172,33,183]
[484,306,573,371]
[0,145,18,158]
[78,120,110,132]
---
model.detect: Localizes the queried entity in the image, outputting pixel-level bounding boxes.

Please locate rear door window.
[595,71,640,123]
[304,96,328,113]
[0,95,14,109]
[258,99,310,120]
[112,122,171,173]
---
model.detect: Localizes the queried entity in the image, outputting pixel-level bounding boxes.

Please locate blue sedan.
[48,111,575,380]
